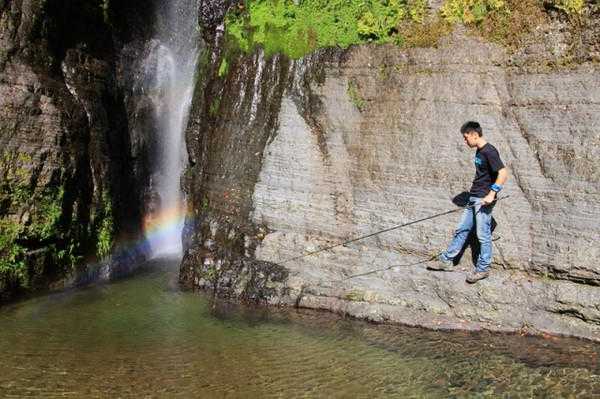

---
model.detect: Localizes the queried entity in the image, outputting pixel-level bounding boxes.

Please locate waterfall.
[142,0,200,257]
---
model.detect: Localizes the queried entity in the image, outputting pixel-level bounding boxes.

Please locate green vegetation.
[347,80,366,110]
[201,197,210,212]
[0,152,31,288]
[100,0,111,25]
[0,169,115,294]
[473,0,548,48]
[224,0,586,60]
[0,184,69,291]
[343,290,366,302]
[401,18,452,48]
[440,0,505,24]
[434,0,584,50]
[441,0,584,25]
[209,97,222,116]
[553,0,584,13]
[203,264,218,281]
[95,192,114,259]
[0,151,96,295]
[218,58,229,77]
[27,187,64,242]
[0,219,27,288]
[96,217,113,259]
[225,0,427,59]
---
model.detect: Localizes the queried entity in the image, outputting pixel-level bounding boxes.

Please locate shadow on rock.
[451,191,497,267]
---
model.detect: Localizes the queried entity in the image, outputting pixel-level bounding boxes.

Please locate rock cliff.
[0,0,154,300]
[181,4,600,340]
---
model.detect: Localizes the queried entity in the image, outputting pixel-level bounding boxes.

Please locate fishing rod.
[278,195,510,265]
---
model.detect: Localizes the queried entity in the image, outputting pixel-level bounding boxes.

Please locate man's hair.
[460,121,482,136]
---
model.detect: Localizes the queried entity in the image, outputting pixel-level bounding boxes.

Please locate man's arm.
[482,167,508,205]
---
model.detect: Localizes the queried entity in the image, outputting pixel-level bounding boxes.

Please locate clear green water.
[1,258,599,398]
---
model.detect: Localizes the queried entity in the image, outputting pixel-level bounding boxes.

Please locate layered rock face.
[182,12,600,339]
[0,0,153,300]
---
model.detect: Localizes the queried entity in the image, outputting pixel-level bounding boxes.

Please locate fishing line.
[278,195,510,266]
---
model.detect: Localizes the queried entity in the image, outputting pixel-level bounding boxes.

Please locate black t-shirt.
[469,143,505,197]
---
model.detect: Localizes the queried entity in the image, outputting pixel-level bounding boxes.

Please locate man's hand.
[482,191,496,205]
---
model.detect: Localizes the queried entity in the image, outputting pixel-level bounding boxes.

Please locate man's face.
[463,132,478,148]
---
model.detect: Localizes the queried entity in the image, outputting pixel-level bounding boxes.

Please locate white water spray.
[143,0,200,257]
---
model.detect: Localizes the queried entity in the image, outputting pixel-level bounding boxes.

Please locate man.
[428,121,508,283]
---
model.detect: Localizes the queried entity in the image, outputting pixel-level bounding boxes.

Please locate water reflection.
[0,258,598,397]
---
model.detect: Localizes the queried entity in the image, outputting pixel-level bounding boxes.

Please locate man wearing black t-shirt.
[428,121,508,283]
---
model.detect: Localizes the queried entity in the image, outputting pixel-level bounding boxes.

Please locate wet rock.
[198,0,239,38]
[0,0,151,300]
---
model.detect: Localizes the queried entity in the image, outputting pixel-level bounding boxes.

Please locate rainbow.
[142,205,189,257]
[105,204,201,263]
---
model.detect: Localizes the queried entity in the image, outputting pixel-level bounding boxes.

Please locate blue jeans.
[440,196,493,272]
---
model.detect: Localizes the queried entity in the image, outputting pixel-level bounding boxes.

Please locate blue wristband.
[490,183,502,192]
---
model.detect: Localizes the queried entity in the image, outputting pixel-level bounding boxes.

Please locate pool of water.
[1,258,599,397]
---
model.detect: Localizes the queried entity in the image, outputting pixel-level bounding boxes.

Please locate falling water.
[142,0,200,257]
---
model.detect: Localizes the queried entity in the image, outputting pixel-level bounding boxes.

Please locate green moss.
[378,64,390,80]
[0,152,32,208]
[347,80,365,111]
[203,265,218,281]
[199,47,211,70]
[209,97,221,116]
[401,17,452,48]
[343,290,366,302]
[218,58,229,77]
[225,0,427,59]
[201,196,210,212]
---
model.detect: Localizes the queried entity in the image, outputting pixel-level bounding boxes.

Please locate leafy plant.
[0,218,27,286]
[25,187,64,241]
[96,193,114,259]
[225,0,429,59]
[357,0,406,41]
[553,0,584,13]
[441,0,506,24]
[97,217,113,258]
[440,0,583,26]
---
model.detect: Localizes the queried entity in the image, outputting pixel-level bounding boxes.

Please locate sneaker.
[427,258,454,272]
[466,270,490,283]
